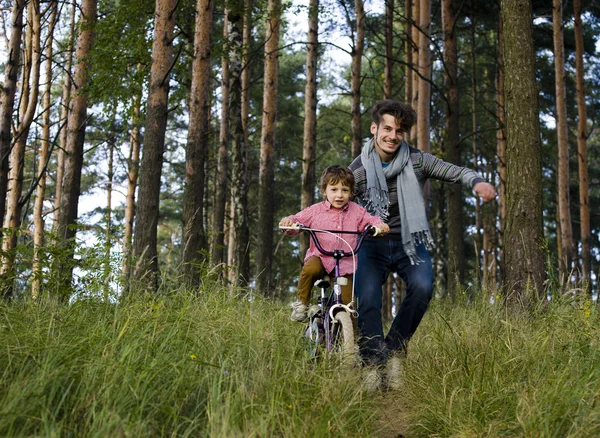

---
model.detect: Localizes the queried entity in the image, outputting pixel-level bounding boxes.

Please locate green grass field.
[1,285,598,437]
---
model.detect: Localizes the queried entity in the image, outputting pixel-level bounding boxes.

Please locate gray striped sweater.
[349,145,485,237]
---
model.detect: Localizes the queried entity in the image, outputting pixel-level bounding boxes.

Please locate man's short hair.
[371,99,416,133]
[319,165,355,194]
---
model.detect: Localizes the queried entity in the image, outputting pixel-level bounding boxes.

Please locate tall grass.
[0,286,379,437]
[401,292,600,437]
[3,283,599,437]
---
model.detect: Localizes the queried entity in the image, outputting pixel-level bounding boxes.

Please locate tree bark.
[496,15,506,274]
[573,0,590,290]
[500,0,545,303]
[471,18,482,279]
[256,0,280,296]
[300,0,318,258]
[410,0,419,140]
[350,0,365,159]
[132,0,176,290]
[54,0,98,294]
[404,0,413,137]
[182,0,213,284]
[416,0,430,154]
[210,11,229,270]
[0,0,25,236]
[122,93,142,277]
[552,0,573,280]
[384,0,393,99]
[104,121,115,297]
[228,0,252,285]
[228,0,250,287]
[32,0,58,300]
[442,0,462,300]
[2,0,42,281]
[54,0,77,229]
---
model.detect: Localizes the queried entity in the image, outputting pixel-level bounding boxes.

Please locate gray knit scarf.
[360,137,431,264]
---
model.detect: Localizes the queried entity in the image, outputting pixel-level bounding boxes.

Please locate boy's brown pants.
[297,256,353,305]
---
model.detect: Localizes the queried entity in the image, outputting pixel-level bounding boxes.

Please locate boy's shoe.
[385,354,404,391]
[290,301,308,322]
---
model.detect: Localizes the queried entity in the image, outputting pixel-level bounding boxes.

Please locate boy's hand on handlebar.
[372,223,390,236]
[279,217,295,228]
[279,218,303,233]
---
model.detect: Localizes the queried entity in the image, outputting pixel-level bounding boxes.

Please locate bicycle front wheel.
[305,315,324,359]
[330,311,357,365]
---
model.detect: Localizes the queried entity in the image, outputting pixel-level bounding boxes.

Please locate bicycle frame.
[281,225,374,355]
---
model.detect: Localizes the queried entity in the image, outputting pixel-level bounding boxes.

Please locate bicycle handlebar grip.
[279,224,302,231]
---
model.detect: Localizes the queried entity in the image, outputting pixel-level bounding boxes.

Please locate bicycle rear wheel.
[330,311,357,365]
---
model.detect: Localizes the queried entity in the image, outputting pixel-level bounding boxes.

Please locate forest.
[0,0,599,302]
[1,0,600,435]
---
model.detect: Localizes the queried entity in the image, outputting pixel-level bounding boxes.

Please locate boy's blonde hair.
[319,165,355,195]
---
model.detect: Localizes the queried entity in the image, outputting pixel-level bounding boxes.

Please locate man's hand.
[473,182,497,202]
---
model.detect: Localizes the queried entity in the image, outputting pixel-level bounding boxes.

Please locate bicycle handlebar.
[279,224,375,258]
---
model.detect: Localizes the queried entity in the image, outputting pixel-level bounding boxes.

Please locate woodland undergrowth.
[1,277,599,437]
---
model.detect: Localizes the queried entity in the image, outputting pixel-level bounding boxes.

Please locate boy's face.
[324,181,351,209]
[371,113,404,162]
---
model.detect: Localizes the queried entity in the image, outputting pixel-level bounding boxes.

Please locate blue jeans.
[355,238,434,365]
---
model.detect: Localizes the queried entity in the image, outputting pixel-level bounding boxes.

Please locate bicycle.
[279,224,375,363]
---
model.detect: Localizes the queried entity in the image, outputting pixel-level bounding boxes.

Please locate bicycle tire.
[331,311,357,364]
[305,315,324,359]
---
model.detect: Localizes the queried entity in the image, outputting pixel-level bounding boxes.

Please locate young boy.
[279,165,389,322]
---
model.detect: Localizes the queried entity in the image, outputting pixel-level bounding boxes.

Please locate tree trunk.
[500,0,545,303]
[54,0,98,294]
[471,18,482,280]
[0,0,26,236]
[350,0,365,159]
[227,0,252,285]
[1,0,42,283]
[182,0,213,284]
[416,0,430,154]
[32,0,58,300]
[132,0,176,290]
[496,15,506,275]
[410,0,419,140]
[104,124,115,297]
[573,0,590,291]
[228,0,250,287]
[210,11,229,270]
[552,0,573,280]
[300,0,318,258]
[404,0,413,137]
[256,0,280,297]
[122,93,142,276]
[54,0,77,228]
[442,0,462,300]
[384,0,393,99]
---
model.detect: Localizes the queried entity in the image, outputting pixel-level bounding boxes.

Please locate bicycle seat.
[314,279,330,289]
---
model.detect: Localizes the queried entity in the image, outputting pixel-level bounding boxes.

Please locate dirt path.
[374,389,410,438]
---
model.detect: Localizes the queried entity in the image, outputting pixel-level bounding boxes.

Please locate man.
[349,100,496,390]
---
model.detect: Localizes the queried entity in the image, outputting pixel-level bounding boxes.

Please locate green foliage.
[0,287,379,436]
[401,292,600,437]
[89,0,154,110]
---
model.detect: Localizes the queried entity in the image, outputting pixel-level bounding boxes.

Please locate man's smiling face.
[370,114,404,162]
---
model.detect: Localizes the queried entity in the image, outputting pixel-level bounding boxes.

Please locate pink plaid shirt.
[284,200,385,276]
